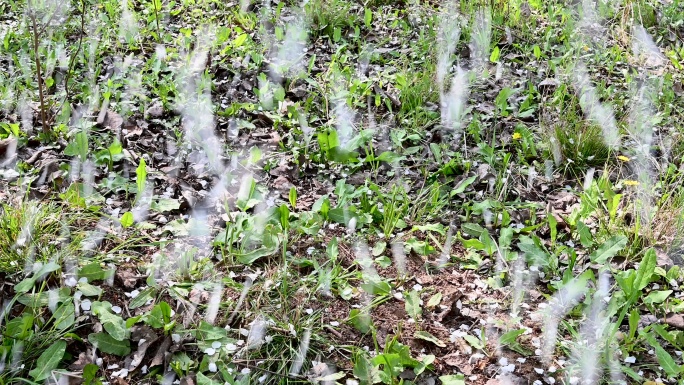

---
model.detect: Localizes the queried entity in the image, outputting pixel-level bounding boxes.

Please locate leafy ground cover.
[1,0,684,384]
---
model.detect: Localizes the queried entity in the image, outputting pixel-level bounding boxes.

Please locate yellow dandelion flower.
[512,132,522,140]
[583,45,589,51]
[623,180,639,186]
[617,155,630,162]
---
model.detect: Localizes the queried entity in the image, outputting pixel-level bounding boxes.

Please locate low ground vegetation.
[1,0,684,384]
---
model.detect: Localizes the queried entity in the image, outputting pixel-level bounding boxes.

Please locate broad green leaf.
[548,212,557,244]
[360,280,391,296]
[150,198,181,213]
[439,374,466,385]
[643,290,673,305]
[518,236,550,267]
[635,248,657,292]
[120,211,134,228]
[353,352,380,384]
[197,321,228,341]
[29,340,66,381]
[412,223,446,235]
[414,331,446,347]
[233,33,248,47]
[348,309,372,333]
[414,354,435,376]
[91,301,128,341]
[236,245,278,265]
[83,363,101,385]
[500,329,526,345]
[15,262,61,293]
[78,263,114,282]
[615,269,636,297]
[463,334,484,350]
[146,301,172,328]
[490,46,500,62]
[289,187,297,208]
[461,222,486,237]
[197,372,222,385]
[53,301,76,330]
[136,157,147,195]
[427,292,442,308]
[642,331,682,378]
[589,235,627,264]
[88,333,131,356]
[576,220,593,247]
[453,175,477,194]
[129,287,157,309]
[364,7,372,27]
[405,290,422,320]
[374,256,392,268]
[78,282,103,297]
[14,277,37,293]
[375,151,403,164]
[6,313,34,339]
[372,241,387,257]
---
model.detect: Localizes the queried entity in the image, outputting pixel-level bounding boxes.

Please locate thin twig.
[28,0,49,133]
[63,0,86,105]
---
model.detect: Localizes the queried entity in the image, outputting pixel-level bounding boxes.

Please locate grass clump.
[0,201,63,276]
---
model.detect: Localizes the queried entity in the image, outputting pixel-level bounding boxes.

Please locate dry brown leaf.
[664,314,684,330]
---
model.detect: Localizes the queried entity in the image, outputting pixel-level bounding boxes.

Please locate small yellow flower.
[617,155,630,162]
[512,132,522,140]
[583,45,589,51]
[623,180,640,186]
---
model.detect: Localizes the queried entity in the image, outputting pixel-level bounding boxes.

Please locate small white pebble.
[81,299,92,311]
[226,343,237,352]
[241,368,251,374]
[499,357,509,366]
[548,366,557,373]
[204,348,216,356]
[111,306,122,314]
[546,377,555,384]
[208,362,217,372]
[625,356,636,363]
[212,341,222,349]
[534,368,544,374]
[172,334,181,343]
[517,358,526,363]
[305,308,313,315]
[330,321,340,326]
[413,284,422,291]
[501,364,515,373]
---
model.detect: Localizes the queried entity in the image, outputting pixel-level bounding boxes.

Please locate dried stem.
[62,0,86,106]
[28,0,49,133]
